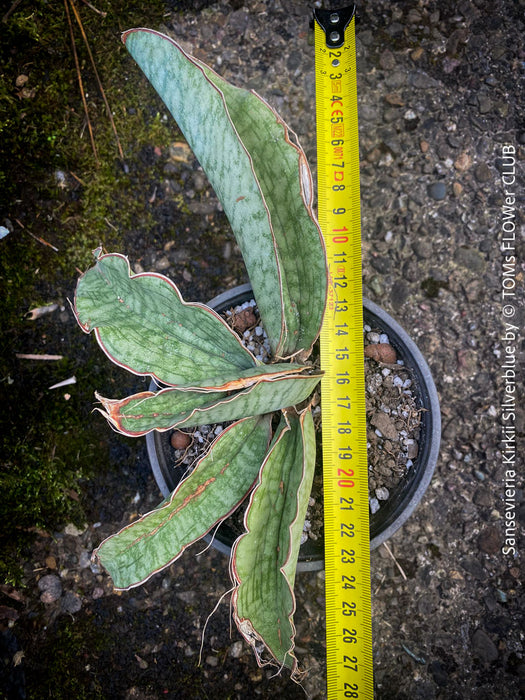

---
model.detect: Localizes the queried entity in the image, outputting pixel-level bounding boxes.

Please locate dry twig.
[16,354,64,361]
[2,0,24,23]
[77,0,106,16]
[382,542,408,580]
[15,219,59,252]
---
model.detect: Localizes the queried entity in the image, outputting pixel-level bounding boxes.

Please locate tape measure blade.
[315,8,373,700]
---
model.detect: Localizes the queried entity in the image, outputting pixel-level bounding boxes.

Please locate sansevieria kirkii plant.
[74,29,328,679]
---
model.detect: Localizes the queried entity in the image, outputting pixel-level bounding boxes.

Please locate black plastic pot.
[146,283,440,569]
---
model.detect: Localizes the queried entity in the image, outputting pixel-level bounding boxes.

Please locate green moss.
[0,0,175,268]
[25,616,106,699]
[0,0,177,585]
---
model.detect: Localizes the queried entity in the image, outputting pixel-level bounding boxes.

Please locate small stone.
[495,589,507,603]
[79,550,92,569]
[385,93,404,106]
[420,140,430,153]
[427,182,447,201]
[410,71,440,89]
[38,574,62,603]
[64,523,86,536]
[375,486,390,501]
[364,343,397,364]
[15,74,29,87]
[370,412,398,440]
[379,49,395,70]
[407,9,422,23]
[233,308,256,332]
[92,587,105,600]
[412,240,432,259]
[230,641,244,658]
[474,163,492,183]
[175,591,196,604]
[460,556,487,581]
[206,655,219,667]
[410,47,424,61]
[454,152,472,171]
[390,279,410,309]
[155,256,171,271]
[407,442,419,459]
[45,556,57,570]
[471,629,498,663]
[169,141,192,163]
[61,592,82,614]
[369,497,380,514]
[170,430,192,450]
[454,247,486,273]
[452,182,463,197]
[473,487,492,507]
[478,95,493,114]
[135,655,149,670]
[478,526,501,555]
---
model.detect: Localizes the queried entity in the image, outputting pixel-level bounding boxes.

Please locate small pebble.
[78,550,91,569]
[61,592,82,614]
[171,430,192,450]
[376,487,390,501]
[64,523,86,537]
[45,556,57,570]
[230,641,244,658]
[38,574,62,603]
[427,182,447,200]
[364,343,397,364]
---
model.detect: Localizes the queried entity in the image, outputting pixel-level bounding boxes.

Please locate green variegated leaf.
[97,371,322,436]
[74,250,256,388]
[122,29,327,357]
[231,407,316,675]
[94,415,272,590]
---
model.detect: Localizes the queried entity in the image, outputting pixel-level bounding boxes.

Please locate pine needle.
[382,542,408,580]
[64,0,99,165]
[77,0,106,16]
[69,0,124,160]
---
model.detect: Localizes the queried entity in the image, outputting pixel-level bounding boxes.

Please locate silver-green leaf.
[74,249,256,388]
[231,407,316,676]
[94,415,272,590]
[123,29,327,357]
[97,370,322,436]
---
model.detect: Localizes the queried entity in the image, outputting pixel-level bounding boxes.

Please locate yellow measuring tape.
[314,6,373,699]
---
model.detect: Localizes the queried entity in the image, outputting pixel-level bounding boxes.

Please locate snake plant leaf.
[122,29,327,358]
[97,370,322,436]
[94,414,272,590]
[74,250,256,388]
[231,407,316,675]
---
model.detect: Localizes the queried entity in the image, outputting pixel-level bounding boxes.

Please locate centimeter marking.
[314,7,373,700]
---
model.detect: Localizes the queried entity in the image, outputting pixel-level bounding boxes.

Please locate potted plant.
[147,284,441,568]
[75,27,327,679]
[74,28,440,679]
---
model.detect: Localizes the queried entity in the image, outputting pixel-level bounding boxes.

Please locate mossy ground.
[0,0,183,585]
